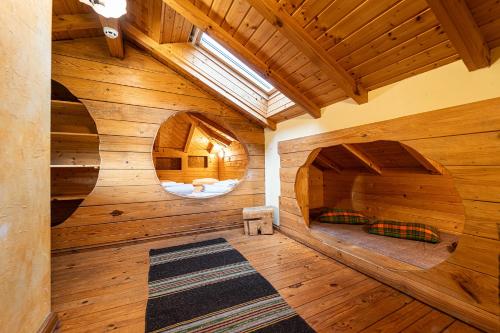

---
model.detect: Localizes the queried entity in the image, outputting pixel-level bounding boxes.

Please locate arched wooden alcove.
[295,140,464,270]
[278,99,500,332]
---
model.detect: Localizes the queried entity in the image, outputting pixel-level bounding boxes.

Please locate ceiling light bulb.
[79,0,127,18]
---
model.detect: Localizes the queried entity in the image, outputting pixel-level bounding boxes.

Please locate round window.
[153,112,248,198]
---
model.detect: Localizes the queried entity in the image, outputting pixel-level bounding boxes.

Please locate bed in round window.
[153,112,248,198]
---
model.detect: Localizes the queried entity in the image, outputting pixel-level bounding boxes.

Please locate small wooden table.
[243,206,274,235]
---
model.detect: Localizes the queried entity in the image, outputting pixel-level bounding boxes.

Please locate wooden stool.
[243,206,274,235]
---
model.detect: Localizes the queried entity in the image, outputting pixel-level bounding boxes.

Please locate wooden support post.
[99,16,124,58]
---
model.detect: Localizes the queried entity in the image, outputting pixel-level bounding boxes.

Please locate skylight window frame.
[197,33,275,94]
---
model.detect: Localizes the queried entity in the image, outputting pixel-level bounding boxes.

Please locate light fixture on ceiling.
[79,0,127,18]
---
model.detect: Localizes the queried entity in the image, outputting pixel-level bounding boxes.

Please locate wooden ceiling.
[52,0,500,126]
[313,141,444,175]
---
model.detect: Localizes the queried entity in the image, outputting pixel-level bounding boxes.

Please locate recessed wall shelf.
[50,80,100,227]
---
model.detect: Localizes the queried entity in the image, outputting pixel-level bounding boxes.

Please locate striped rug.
[145,238,314,333]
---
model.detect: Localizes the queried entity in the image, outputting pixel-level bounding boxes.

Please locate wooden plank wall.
[321,170,465,234]
[218,141,250,180]
[278,98,500,332]
[51,37,265,251]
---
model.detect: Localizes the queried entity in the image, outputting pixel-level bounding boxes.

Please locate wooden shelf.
[51,99,84,108]
[51,194,86,201]
[51,164,100,169]
[51,131,99,138]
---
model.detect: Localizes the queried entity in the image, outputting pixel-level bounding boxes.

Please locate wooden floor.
[52,229,481,332]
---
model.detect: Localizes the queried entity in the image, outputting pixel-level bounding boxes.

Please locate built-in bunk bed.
[298,140,464,270]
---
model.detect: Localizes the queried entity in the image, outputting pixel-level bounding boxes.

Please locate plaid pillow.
[368,220,440,243]
[318,208,370,225]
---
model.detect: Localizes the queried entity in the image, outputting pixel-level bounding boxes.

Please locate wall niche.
[297,140,464,270]
[50,80,100,226]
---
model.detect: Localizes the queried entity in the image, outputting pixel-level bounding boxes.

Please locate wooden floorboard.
[51,229,482,332]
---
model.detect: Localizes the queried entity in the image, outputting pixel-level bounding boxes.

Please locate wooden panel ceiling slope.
[52,0,500,126]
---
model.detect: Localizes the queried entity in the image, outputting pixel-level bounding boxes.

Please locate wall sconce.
[79,0,127,18]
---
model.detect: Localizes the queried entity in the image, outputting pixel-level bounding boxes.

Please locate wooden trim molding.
[37,312,59,333]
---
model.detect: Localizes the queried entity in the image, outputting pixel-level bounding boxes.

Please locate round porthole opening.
[153,112,249,199]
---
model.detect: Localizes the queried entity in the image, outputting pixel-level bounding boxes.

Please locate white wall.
[0,1,52,332]
[265,48,500,224]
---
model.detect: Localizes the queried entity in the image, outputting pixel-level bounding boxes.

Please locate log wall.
[51,38,265,250]
[278,98,500,332]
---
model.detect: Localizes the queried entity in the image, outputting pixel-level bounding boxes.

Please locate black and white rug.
[145,238,315,333]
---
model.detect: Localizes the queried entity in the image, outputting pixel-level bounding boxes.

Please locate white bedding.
[162,179,239,197]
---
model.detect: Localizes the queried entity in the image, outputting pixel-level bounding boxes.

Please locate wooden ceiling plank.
[52,13,101,33]
[360,40,457,88]
[98,16,124,58]
[337,8,439,74]
[341,144,382,175]
[247,0,368,104]
[349,25,449,80]
[121,22,276,129]
[426,0,490,71]
[401,144,444,175]
[161,0,321,119]
[315,153,342,173]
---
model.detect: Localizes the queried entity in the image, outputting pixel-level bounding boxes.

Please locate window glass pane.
[200,34,274,92]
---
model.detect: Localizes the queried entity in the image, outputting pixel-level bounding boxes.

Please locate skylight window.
[200,34,274,93]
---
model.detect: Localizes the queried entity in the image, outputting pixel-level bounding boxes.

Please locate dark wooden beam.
[99,16,124,59]
[246,0,368,104]
[315,153,341,173]
[401,144,444,175]
[189,113,237,142]
[341,144,382,175]
[426,0,490,71]
[161,0,322,119]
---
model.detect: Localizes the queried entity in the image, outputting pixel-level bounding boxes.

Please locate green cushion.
[318,208,370,225]
[368,220,440,243]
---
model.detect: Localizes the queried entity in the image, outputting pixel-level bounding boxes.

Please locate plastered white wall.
[265,49,500,224]
[0,0,52,331]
